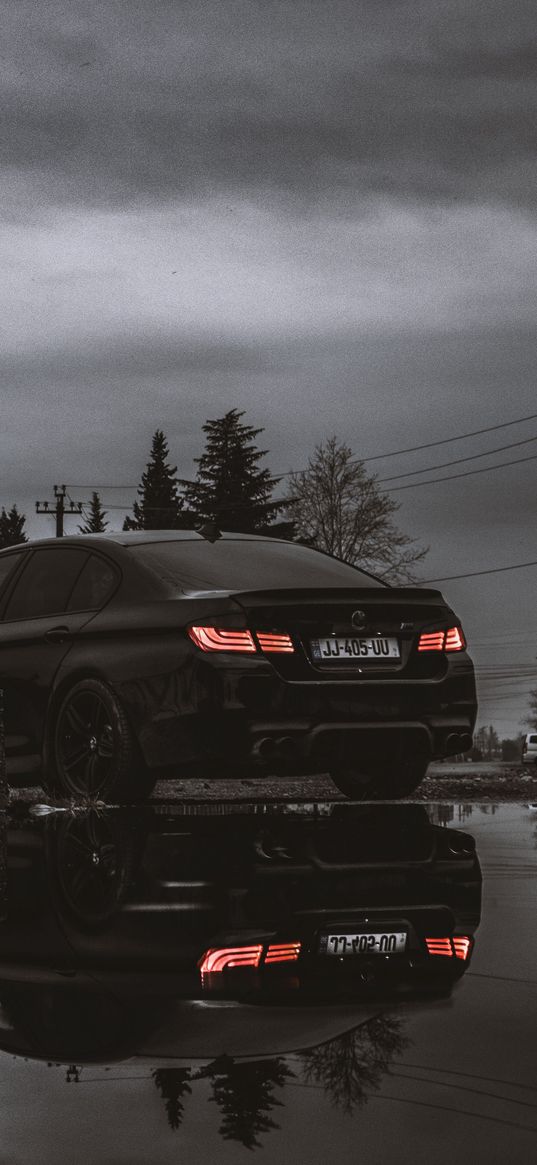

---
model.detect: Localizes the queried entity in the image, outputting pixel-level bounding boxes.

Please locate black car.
[0,802,480,1067]
[0,801,481,1153]
[0,531,477,800]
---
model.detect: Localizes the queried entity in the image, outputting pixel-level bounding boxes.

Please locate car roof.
[0,530,284,553]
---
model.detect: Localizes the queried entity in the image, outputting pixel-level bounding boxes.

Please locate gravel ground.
[7,761,537,805]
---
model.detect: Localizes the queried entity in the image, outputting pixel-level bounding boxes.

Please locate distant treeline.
[1,408,426,583]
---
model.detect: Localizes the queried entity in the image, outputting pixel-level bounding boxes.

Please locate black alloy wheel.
[49,678,153,802]
[49,812,136,927]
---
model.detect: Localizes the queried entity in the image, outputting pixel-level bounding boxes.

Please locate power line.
[64,409,537,491]
[425,558,537,582]
[377,433,537,483]
[355,410,537,462]
[53,500,537,589]
[387,450,537,492]
[65,484,136,489]
[284,409,537,474]
[395,1061,537,1095]
[70,443,537,514]
[367,1091,537,1134]
[390,1068,537,1112]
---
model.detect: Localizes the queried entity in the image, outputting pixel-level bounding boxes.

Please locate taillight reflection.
[199,941,302,975]
[425,936,472,960]
[452,936,471,960]
[265,942,301,963]
[199,946,263,973]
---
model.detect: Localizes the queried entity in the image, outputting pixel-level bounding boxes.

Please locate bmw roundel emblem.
[351,609,367,630]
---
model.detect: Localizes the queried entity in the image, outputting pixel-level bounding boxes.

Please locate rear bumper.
[118,656,477,773]
[246,718,474,770]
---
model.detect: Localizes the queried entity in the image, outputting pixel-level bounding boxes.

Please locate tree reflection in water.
[150,1014,408,1147]
[197,1055,294,1150]
[152,1069,192,1131]
[300,1014,408,1115]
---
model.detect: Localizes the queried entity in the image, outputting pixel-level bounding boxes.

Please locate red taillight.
[445,626,466,652]
[188,626,257,653]
[425,937,453,956]
[452,936,471,960]
[418,631,445,652]
[265,942,301,963]
[425,935,471,960]
[199,945,263,973]
[418,626,466,653]
[199,941,301,974]
[256,632,294,654]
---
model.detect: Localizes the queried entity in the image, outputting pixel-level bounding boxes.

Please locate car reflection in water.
[0,799,481,1150]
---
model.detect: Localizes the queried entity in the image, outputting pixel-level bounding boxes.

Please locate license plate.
[319,931,407,956]
[310,637,400,662]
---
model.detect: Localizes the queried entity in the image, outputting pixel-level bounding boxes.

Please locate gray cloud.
[1,0,536,738]
[2,0,537,212]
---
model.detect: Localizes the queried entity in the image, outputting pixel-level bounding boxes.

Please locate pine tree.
[152,1069,192,1130]
[0,504,27,548]
[123,429,188,530]
[180,409,293,536]
[198,1055,293,1150]
[78,491,109,534]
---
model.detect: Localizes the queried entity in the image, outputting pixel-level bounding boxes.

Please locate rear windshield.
[528,735,537,745]
[128,539,385,592]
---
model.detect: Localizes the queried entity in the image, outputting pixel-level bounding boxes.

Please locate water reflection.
[50,1016,408,1150]
[427,803,499,825]
[150,1014,408,1148]
[194,1057,294,1149]
[0,800,481,1150]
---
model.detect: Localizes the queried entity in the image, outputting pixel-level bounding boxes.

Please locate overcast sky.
[2,0,537,736]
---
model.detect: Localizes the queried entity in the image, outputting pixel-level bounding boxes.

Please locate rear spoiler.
[232,586,446,605]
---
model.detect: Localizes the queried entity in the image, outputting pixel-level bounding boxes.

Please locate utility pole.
[35,484,83,537]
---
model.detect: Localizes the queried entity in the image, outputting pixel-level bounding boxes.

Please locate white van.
[522,733,537,764]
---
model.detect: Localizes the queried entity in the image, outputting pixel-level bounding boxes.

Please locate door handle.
[44,626,72,644]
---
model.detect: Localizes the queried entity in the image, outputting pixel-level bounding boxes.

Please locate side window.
[3,549,89,621]
[67,554,118,612]
[0,552,25,602]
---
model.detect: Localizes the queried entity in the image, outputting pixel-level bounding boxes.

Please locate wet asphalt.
[0,801,536,1163]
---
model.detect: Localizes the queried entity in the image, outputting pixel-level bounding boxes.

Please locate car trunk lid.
[231,586,454,680]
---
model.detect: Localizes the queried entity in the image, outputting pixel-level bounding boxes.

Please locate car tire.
[45,811,145,929]
[329,756,429,800]
[45,678,155,803]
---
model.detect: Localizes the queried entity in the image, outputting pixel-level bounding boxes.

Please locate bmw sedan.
[0,803,480,1047]
[0,531,477,800]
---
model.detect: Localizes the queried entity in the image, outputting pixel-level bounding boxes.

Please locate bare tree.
[524,689,537,731]
[301,1014,409,1116]
[284,436,428,583]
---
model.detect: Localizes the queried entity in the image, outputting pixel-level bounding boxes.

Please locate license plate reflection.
[320,932,407,956]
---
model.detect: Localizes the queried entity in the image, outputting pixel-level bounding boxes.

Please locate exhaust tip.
[251,737,276,760]
[445,733,461,755]
[275,736,296,757]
